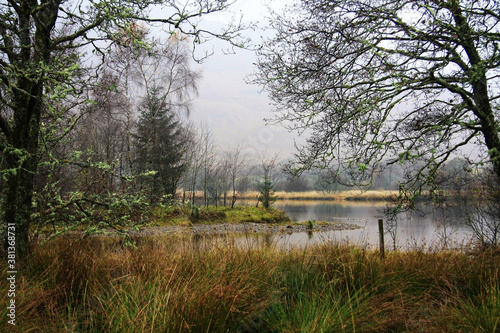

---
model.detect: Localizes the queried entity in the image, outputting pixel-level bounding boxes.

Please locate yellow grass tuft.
[176,190,399,202]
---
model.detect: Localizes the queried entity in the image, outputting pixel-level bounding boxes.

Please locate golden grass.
[239,190,399,201]
[0,237,500,332]
[3,236,499,332]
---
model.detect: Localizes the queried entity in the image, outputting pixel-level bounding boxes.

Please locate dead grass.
[238,190,399,201]
[2,236,498,332]
[176,190,399,202]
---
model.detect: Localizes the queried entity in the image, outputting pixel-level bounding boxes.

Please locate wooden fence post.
[378,219,385,258]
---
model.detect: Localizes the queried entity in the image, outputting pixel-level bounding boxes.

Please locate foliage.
[28,146,156,245]
[32,190,153,244]
[134,86,188,201]
[0,0,245,257]
[252,0,500,197]
[257,180,277,209]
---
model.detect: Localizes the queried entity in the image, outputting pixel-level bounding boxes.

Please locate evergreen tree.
[134,87,187,202]
[257,155,279,209]
[258,180,277,209]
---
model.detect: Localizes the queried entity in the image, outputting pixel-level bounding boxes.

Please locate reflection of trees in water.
[277,202,360,222]
[236,232,279,250]
[381,206,399,251]
[191,233,205,253]
[281,204,313,215]
[312,203,355,219]
[265,201,471,248]
[191,233,235,252]
[434,205,460,249]
[381,204,466,250]
[457,175,500,247]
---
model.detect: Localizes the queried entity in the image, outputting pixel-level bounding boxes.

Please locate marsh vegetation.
[2,235,498,332]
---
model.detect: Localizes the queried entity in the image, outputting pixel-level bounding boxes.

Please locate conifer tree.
[134,87,187,202]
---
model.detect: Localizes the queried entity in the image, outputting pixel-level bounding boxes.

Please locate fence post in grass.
[378,219,385,258]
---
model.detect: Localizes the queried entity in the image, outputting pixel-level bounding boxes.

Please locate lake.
[238,199,474,251]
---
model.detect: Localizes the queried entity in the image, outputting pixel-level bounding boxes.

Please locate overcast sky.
[188,0,301,159]
[184,0,483,165]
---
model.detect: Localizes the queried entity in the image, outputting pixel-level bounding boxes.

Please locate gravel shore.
[131,221,362,237]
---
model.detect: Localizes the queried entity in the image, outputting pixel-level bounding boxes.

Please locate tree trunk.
[1,102,41,259]
[2,159,37,259]
[0,1,53,259]
[450,1,500,181]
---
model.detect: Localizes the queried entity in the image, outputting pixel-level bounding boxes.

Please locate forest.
[1,0,499,331]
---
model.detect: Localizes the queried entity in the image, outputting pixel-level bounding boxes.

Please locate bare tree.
[200,126,217,207]
[104,26,145,176]
[179,123,199,204]
[225,145,253,208]
[251,0,500,202]
[70,72,127,193]
[208,157,227,207]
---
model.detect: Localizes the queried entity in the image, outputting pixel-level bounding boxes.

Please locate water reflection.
[239,200,473,250]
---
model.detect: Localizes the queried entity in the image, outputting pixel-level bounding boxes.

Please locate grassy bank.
[152,205,291,226]
[3,236,499,332]
[33,206,292,237]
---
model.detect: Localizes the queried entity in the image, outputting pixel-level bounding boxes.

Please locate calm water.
[238,200,473,250]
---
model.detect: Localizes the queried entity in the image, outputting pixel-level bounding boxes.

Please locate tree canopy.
[252,0,500,196]
[0,0,243,258]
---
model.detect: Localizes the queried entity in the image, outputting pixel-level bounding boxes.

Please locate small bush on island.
[257,179,278,208]
[307,220,314,229]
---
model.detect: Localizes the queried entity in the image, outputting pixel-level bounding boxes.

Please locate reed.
[239,190,399,201]
[178,190,400,202]
[2,236,498,332]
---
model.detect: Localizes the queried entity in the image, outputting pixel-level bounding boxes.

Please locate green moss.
[31,205,292,239]
[152,205,291,226]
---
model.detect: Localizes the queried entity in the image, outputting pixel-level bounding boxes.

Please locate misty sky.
[185,0,481,163]
[188,0,301,159]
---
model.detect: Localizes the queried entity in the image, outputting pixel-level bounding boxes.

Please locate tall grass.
[2,236,499,332]
[182,190,400,202]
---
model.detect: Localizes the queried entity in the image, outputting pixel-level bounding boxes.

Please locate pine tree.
[134,87,187,202]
